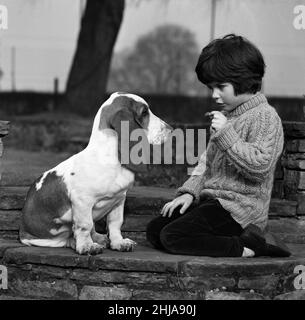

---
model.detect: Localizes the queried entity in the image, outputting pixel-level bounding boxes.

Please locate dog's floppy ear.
[110,108,148,173]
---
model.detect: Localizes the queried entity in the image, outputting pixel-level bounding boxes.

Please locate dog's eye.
[142,109,149,116]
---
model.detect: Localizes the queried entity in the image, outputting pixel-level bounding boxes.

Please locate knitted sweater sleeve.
[212,107,284,182]
[175,149,207,202]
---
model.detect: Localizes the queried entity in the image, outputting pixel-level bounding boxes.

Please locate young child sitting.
[146,34,291,258]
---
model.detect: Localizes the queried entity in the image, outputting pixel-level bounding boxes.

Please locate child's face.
[208,82,248,113]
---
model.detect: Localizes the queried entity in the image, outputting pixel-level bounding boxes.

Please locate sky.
[0,0,304,96]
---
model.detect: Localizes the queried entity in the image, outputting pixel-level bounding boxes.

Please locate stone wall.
[276,122,305,215]
[1,119,305,300]
[1,241,305,300]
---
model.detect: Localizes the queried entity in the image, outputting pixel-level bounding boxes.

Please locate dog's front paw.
[110,238,137,252]
[76,241,104,255]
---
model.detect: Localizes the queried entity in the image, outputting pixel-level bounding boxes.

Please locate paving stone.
[238,274,280,295]
[0,210,21,230]
[181,255,305,277]
[72,271,234,293]
[1,240,305,300]
[3,246,90,268]
[131,289,200,300]
[206,291,266,300]
[268,199,297,217]
[274,290,305,300]
[3,245,184,273]
[121,231,148,246]
[9,279,78,300]
[128,186,175,200]
[70,269,168,289]
[0,186,300,222]
[0,185,173,213]
[28,265,71,280]
[90,247,182,273]
[274,233,305,244]
[0,187,28,210]
[0,295,35,300]
[125,186,175,215]
[79,285,132,300]
[0,239,25,258]
[268,218,305,243]
[178,276,236,292]
[121,214,154,232]
[0,231,19,241]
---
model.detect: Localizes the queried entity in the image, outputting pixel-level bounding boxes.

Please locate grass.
[1,148,70,186]
[0,147,189,188]
[0,113,196,188]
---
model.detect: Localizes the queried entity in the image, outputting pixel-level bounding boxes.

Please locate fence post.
[0,120,10,181]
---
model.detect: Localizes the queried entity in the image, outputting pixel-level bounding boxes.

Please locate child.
[146,34,290,258]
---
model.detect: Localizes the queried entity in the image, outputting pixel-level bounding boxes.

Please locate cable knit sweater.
[177,93,284,231]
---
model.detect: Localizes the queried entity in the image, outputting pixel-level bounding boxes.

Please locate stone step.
[0,186,297,215]
[268,198,298,217]
[2,210,305,245]
[0,186,176,211]
[268,217,305,243]
[0,239,304,300]
[0,186,302,243]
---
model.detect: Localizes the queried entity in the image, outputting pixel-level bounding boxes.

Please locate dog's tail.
[19,226,71,248]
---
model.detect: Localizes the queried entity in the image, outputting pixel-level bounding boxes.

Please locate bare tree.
[64,0,125,115]
[108,24,200,95]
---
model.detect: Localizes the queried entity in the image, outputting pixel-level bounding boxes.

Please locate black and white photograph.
[0,0,305,305]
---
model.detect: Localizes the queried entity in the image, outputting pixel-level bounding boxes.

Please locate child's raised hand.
[160,193,194,217]
[210,111,227,131]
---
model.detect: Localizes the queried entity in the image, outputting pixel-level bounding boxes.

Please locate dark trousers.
[146,198,245,257]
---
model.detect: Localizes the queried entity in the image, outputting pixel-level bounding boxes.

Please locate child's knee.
[159,226,180,254]
[146,217,164,245]
[146,217,160,235]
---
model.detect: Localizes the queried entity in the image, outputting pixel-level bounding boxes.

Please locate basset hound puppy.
[19,92,172,255]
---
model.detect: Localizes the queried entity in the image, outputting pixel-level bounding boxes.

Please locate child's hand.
[160,193,194,217]
[210,111,227,131]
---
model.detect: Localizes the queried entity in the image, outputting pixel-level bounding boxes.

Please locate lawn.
[1,148,71,186]
[0,147,188,188]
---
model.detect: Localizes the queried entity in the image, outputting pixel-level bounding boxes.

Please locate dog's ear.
[110,108,148,173]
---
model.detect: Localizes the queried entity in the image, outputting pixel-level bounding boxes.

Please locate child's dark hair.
[195,34,265,95]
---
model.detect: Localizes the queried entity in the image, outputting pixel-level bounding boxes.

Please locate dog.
[19,92,172,255]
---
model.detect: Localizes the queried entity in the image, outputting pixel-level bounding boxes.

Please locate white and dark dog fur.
[19,92,172,255]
